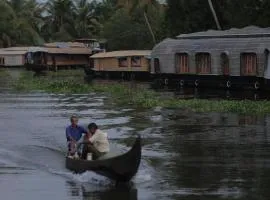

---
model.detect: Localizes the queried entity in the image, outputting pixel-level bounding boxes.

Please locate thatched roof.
[27,46,91,55]
[0,43,92,55]
[1,47,33,51]
[0,46,33,55]
[0,50,27,55]
[45,47,91,54]
[43,42,86,48]
[91,50,151,58]
[177,26,270,39]
[151,27,270,76]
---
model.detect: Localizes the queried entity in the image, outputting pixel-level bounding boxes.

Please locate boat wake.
[134,162,153,183]
[49,169,112,185]
[0,146,112,186]
[0,142,155,190]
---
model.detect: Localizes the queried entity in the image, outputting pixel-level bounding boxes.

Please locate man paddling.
[82,123,110,160]
[66,116,87,155]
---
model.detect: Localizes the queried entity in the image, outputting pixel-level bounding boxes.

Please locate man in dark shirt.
[66,116,87,155]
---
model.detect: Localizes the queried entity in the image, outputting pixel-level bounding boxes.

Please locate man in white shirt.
[82,123,110,160]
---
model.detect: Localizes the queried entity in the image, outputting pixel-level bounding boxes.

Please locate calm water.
[1,72,270,200]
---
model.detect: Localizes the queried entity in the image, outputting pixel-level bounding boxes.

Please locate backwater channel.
[1,69,270,200]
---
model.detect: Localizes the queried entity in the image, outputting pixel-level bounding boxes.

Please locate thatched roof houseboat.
[87,50,151,80]
[25,42,92,72]
[0,47,29,67]
[151,26,270,89]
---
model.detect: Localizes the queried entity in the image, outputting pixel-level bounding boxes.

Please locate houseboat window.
[44,53,48,64]
[195,53,211,74]
[176,53,189,73]
[89,58,94,68]
[154,58,160,73]
[0,57,5,65]
[220,53,229,75]
[240,53,257,75]
[131,56,141,67]
[264,49,269,74]
[147,59,151,72]
[33,52,42,64]
[118,57,128,67]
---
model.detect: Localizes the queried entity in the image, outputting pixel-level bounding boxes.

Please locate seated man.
[66,115,87,156]
[82,123,110,160]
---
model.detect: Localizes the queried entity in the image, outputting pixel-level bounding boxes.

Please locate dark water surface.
[1,78,270,199]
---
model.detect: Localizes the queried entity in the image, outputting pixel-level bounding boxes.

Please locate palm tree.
[46,0,75,28]
[0,0,43,47]
[93,0,117,23]
[21,0,45,33]
[73,0,102,38]
[43,0,76,41]
[207,0,221,30]
[117,0,162,44]
[0,0,16,47]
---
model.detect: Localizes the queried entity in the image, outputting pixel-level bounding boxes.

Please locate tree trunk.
[207,0,221,30]
[144,11,156,45]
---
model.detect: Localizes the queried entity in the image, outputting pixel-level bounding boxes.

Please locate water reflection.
[66,181,81,197]
[144,110,270,199]
[66,181,138,200]
[153,86,270,101]
[90,79,268,100]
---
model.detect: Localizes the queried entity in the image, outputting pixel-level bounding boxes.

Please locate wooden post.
[208,0,222,30]
[144,11,157,45]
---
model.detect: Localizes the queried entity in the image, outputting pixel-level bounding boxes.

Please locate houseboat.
[0,47,28,68]
[150,26,270,90]
[86,50,151,80]
[25,42,92,72]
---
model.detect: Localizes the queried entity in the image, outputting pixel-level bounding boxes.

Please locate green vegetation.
[0,69,10,77]
[0,0,164,50]
[0,68,12,86]
[2,0,270,50]
[166,0,270,36]
[12,70,270,115]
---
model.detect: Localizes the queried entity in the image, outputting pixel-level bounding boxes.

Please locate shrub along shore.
[12,70,270,115]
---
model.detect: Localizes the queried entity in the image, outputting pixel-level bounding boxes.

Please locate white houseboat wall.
[0,47,28,68]
[151,26,270,90]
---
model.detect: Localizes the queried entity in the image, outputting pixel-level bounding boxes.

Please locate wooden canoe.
[65,135,141,182]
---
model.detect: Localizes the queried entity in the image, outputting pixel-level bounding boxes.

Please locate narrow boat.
[65,135,141,182]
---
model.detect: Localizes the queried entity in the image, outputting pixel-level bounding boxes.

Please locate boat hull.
[65,136,141,182]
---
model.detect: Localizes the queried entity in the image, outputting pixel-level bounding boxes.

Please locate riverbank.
[0,68,13,87]
[11,70,270,115]
[0,68,11,78]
